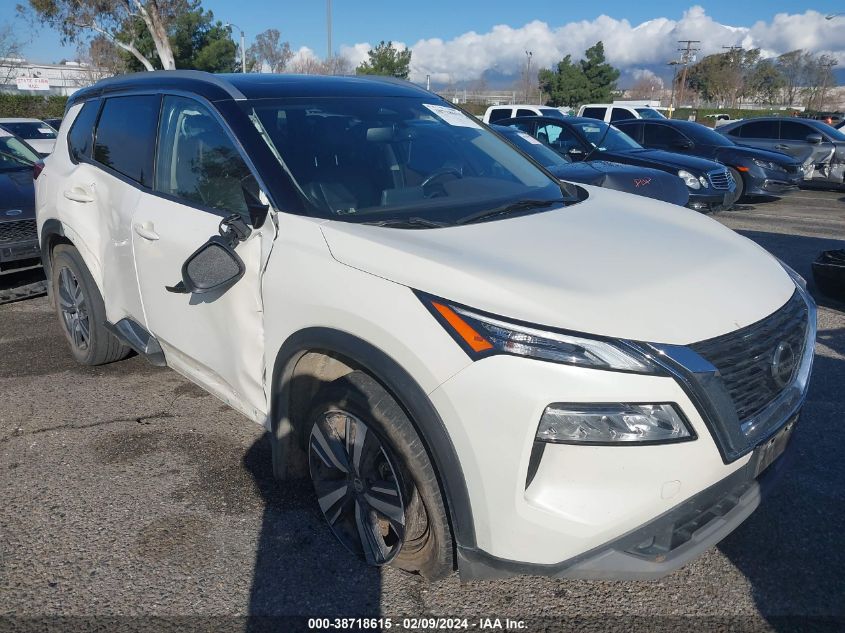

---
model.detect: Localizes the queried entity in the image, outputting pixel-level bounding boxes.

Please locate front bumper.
[457,414,796,580]
[687,189,733,211]
[746,171,801,196]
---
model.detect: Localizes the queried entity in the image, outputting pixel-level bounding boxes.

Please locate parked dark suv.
[616,119,802,202]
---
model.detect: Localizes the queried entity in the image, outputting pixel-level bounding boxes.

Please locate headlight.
[752,158,779,171]
[537,403,693,444]
[423,296,657,373]
[698,175,709,188]
[678,170,700,189]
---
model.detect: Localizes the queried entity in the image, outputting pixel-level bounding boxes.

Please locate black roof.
[67,70,431,109]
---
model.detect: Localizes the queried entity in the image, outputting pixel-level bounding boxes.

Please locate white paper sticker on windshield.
[423,103,482,129]
[518,132,542,145]
[38,127,54,134]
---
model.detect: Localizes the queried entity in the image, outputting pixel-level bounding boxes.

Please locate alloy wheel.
[309,410,406,565]
[57,266,90,352]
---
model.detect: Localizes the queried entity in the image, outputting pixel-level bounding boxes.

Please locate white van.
[483,104,567,124]
[578,104,666,123]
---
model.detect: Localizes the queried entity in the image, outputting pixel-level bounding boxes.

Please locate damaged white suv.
[37,71,816,581]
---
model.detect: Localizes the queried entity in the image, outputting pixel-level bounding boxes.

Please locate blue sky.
[3,1,844,84]
[0,1,840,62]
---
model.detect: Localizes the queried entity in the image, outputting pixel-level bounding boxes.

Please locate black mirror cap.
[806,133,823,144]
[180,235,246,295]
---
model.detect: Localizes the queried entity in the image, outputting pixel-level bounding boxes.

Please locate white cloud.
[339,7,845,82]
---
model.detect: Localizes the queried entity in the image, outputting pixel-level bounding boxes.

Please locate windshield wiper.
[0,151,37,168]
[362,216,449,229]
[455,199,565,226]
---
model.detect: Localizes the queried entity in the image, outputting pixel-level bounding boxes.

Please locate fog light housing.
[537,403,693,444]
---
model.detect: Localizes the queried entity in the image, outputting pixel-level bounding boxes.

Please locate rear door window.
[487,108,513,123]
[737,120,778,139]
[643,124,686,148]
[67,100,100,163]
[93,95,160,187]
[581,107,606,121]
[615,122,641,142]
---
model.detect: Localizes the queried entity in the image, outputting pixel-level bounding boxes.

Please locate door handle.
[133,222,160,241]
[774,144,790,151]
[63,187,95,203]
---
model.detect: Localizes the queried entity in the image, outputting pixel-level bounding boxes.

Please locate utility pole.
[676,40,700,110]
[524,50,533,103]
[225,23,246,72]
[327,0,333,61]
[667,60,681,118]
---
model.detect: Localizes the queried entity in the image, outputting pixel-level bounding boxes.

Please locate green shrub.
[0,94,69,119]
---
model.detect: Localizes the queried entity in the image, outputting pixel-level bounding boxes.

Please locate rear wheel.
[305,371,454,580]
[51,245,130,366]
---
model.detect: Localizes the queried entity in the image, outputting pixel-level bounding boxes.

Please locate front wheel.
[51,245,130,366]
[727,167,745,205]
[305,371,454,580]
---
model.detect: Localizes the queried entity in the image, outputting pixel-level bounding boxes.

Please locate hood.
[0,169,35,219]
[550,161,688,207]
[321,185,794,345]
[713,144,797,166]
[602,148,725,174]
[24,139,55,156]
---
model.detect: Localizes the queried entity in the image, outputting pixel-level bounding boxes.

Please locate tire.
[305,370,454,580]
[51,244,130,366]
[728,167,745,205]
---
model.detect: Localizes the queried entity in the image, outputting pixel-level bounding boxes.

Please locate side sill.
[105,318,167,367]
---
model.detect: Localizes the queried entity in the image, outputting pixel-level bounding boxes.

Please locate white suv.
[37,71,816,581]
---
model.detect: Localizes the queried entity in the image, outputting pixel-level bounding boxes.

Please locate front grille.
[0,219,37,245]
[691,292,808,421]
[707,169,734,190]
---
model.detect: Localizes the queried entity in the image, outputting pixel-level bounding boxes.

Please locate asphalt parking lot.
[1,189,843,632]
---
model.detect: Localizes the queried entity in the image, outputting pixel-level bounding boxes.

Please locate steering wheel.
[421,167,463,189]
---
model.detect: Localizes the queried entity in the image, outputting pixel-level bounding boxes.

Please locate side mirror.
[673,139,693,150]
[167,215,251,295]
[567,147,585,160]
[806,133,823,145]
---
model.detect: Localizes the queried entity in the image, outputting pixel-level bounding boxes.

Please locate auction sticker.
[423,103,482,129]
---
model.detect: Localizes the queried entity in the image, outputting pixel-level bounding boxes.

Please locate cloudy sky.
[3,1,843,84]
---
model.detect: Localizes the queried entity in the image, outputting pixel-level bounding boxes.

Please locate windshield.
[572,120,642,151]
[819,121,845,142]
[244,97,567,224]
[635,108,664,120]
[0,136,40,170]
[0,121,57,140]
[496,128,570,168]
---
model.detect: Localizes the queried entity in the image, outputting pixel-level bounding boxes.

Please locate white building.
[0,58,110,96]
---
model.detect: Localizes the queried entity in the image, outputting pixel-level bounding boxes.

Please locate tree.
[288,53,353,76]
[685,48,769,107]
[579,42,620,102]
[538,55,590,108]
[744,59,784,105]
[19,0,181,71]
[0,23,24,86]
[801,54,838,111]
[246,28,292,73]
[355,41,411,79]
[121,1,236,73]
[777,50,809,107]
[71,35,127,87]
[322,54,352,76]
[628,74,663,100]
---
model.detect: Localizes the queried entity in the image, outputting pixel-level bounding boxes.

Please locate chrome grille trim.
[690,292,808,422]
[707,169,733,190]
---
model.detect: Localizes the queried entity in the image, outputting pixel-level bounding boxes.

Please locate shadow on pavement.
[718,229,845,631]
[241,375,383,630]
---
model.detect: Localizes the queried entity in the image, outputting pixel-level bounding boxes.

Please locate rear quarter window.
[67,100,101,163]
[93,95,160,187]
[487,108,514,123]
[516,108,537,118]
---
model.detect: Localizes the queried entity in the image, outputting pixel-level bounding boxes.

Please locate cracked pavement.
[0,189,843,631]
